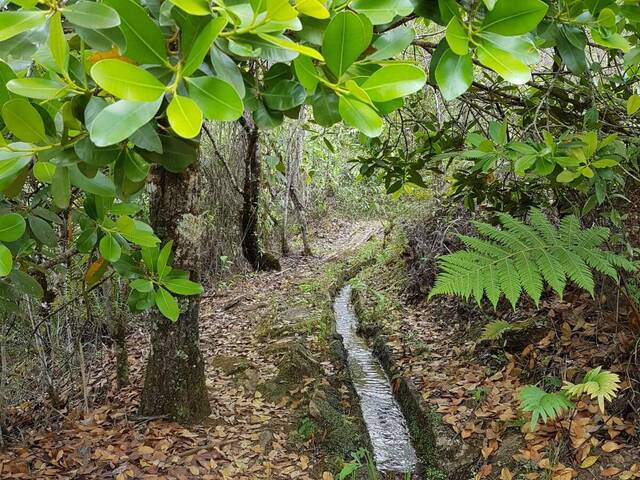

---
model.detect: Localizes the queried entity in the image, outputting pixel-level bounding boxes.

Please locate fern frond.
[562,367,621,413]
[430,208,636,308]
[519,385,573,430]
[480,320,513,341]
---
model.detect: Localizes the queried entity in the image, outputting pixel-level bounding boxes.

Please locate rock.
[210,355,250,375]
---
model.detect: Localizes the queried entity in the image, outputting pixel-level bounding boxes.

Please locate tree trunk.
[139,163,211,423]
[240,117,281,271]
[290,186,312,256]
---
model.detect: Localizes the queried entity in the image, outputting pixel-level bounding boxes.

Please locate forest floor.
[0,219,380,479]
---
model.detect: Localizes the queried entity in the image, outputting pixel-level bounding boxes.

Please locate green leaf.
[210,48,245,98]
[52,166,71,208]
[156,240,173,279]
[115,216,160,247]
[476,42,531,84]
[155,286,180,321]
[183,16,227,76]
[519,385,572,429]
[435,49,473,100]
[445,17,469,55]
[90,98,162,147]
[69,165,117,196]
[49,12,69,73]
[185,76,243,121]
[6,78,69,100]
[591,29,630,52]
[556,169,580,183]
[257,33,324,61]
[311,85,340,127]
[0,244,12,277]
[627,94,640,115]
[162,277,204,295]
[103,0,168,65]
[252,101,284,129]
[138,134,199,173]
[28,215,55,247]
[361,64,426,102]
[100,234,122,262]
[170,0,210,15]
[167,95,203,139]
[33,161,56,183]
[61,1,121,29]
[130,278,154,292]
[0,10,47,42]
[366,26,415,61]
[0,213,26,242]
[91,59,166,101]
[482,0,548,36]
[322,11,372,78]
[293,56,319,93]
[338,94,382,137]
[351,0,414,25]
[9,269,44,298]
[295,0,329,19]
[562,367,620,413]
[2,98,47,144]
[263,80,306,111]
[480,319,513,341]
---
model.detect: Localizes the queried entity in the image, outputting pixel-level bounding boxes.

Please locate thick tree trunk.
[139,163,210,423]
[240,118,281,271]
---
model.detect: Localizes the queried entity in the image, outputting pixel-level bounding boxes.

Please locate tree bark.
[139,163,210,423]
[240,117,281,271]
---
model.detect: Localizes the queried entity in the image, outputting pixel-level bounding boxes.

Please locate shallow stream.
[334,285,417,473]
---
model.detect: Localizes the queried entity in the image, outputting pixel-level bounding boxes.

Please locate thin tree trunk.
[290,186,311,256]
[240,117,280,271]
[139,162,210,423]
[111,280,129,388]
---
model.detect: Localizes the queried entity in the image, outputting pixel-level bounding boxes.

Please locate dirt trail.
[0,219,380,479]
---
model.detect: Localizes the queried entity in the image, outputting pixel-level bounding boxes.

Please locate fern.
[480,320,513,341]
[562,367,621,413]
[429,208,636,308]
[519,386,573,430]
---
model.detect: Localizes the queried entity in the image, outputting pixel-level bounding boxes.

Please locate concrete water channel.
[334,285,417,474]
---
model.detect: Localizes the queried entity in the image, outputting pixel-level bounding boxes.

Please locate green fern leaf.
[562,367,621,413]
[429,208,637,308]
[519,385,573,430]
[480,320,513,341]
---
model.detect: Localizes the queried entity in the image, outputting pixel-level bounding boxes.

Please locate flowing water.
[334,285,417,473]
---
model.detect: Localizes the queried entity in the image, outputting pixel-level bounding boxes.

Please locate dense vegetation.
[0,0,639,477]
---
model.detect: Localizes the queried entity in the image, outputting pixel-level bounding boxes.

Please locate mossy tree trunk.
[239,117,280,271]
[139,163,210,423]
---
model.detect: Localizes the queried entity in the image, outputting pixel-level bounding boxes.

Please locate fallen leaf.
[580,456,598,468]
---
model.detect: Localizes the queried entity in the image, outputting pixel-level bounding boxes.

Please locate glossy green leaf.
[170,0,210,15]
[322,11,372,78]
[627,94,640,115]
[482,0,548,36]
[156,240,173,279]
[100,234,122,262]
[61,1,121,29]
[2,98,47,144]
[338,94,382,137]
[9,269,44,298]
[445,17,469,55]
[591,29,631,52]
[361,64,426,102]
[210,48,245,97]
[434,49,473,100]
[52,166,71,208]
[311,86,340,127]
[167,95,203,139]
[103,0,168,65]
[33,162,56,183]
[263,80,306,111]
[0,244,12,277]
[69,165,117,197]
[131,278,154,292]
[155,286,180,321]
[0,10,47,42]
[351,0,414,25]
[295,0,329,19]
[49,12,69,73]
[367,26,415,61]
[90,98,162,147]
[91,59,166,101]
[257,33,324,61]
[0,213,26,242]
[6,78,69,100]
[163,277,204,295]
[185,76,243,121]
[476,42,531,84]
[183,16,227,76]
[293,56,319,93]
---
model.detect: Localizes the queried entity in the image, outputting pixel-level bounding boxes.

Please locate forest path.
[0,219,381,479]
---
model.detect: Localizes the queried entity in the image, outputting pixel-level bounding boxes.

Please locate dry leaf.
[580,456,599,468]
[500,467,513,480]
[602,467,622,477]
[602,441,622,452]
